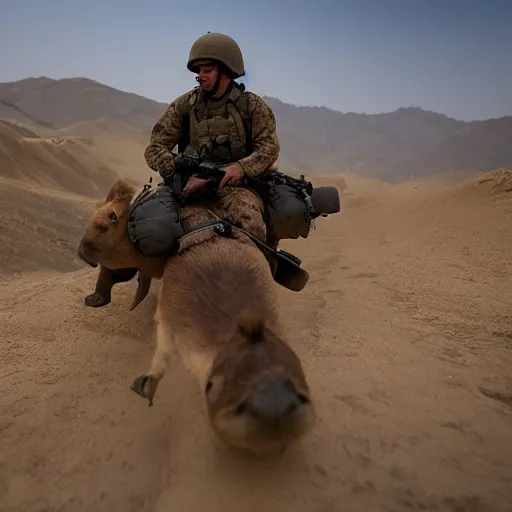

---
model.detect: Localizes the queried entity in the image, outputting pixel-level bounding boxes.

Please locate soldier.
[144,31,280,196]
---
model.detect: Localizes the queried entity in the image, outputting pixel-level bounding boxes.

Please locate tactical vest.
[177,82,253,164]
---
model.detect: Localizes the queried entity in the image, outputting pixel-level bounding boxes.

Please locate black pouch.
[265,183,312,240]
[127,183,186,258]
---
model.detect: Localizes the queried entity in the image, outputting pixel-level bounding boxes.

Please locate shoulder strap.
[177,87,199,153]
[232,83,253,155]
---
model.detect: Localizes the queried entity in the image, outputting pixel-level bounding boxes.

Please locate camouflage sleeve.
[143,91,191,178]
[237,93,280,177]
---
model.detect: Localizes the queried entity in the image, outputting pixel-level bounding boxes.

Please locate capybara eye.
[234,402,247,415]
[205,380,213,393]
[110,211,118,223]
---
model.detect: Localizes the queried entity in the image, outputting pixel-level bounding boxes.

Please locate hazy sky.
[2,0,511,121]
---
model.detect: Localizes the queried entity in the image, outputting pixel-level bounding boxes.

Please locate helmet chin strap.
[195,63,225,97]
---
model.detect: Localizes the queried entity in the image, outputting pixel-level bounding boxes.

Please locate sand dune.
[0,119,41,139]
[468,168,512,198]
[0,123,121,197]
[0,177,96,276]
[1,168,511,511]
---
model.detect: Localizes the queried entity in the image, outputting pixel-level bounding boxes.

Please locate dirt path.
[1,180,511,512]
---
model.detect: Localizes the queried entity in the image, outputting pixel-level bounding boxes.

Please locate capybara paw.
[130,375,159,407]
[84,292,111,308]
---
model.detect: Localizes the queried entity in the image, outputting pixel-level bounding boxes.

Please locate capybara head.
[204,315,315,454]
[78,179,138,269]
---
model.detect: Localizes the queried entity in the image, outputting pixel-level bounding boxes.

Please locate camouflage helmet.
[187,32,245,79]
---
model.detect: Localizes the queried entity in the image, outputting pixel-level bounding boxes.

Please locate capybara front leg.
[130,320,174,406]
[85,266,138,307]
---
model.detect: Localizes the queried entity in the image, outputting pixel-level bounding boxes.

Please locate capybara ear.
[238,311,265,343]
[105,180,137,203]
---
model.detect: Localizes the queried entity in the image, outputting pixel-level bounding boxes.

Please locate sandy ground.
[0,177,97,277]
[1,172,511,512]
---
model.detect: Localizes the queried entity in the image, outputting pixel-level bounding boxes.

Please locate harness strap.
[177,218,233,246]
[200,209,309,292]
[202,209,271,255]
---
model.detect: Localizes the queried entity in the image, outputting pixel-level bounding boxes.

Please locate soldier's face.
[197,64,219,91]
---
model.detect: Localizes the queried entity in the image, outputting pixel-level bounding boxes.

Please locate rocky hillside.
[1,76,511,182]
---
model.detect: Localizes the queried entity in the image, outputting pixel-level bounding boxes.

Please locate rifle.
[155,153,225,200]
[168,153,333,221]
[172,153,226,190]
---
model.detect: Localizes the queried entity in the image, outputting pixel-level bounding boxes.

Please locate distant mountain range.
[1,76,511,182]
